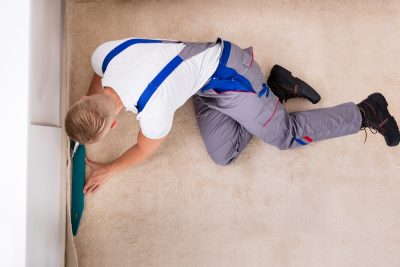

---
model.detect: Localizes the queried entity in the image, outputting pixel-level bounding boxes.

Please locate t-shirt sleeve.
[91,44,108,77]
[139,112,174,139]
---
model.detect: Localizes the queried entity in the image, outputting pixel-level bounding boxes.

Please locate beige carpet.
[65,0,400,266]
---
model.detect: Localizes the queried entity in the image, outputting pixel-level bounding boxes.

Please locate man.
[65,37,400,194]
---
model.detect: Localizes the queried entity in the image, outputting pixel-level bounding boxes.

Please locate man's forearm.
[83,132,164,194]
[108,144,153,174]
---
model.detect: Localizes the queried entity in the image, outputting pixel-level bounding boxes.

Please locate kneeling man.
[65,37,400,194]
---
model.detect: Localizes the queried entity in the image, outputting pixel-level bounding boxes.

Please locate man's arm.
[83,130,166,194]
[109,130,165,173]
[86,73,104,96]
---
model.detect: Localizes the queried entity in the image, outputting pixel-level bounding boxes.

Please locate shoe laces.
[358,106,384,144]
[361,124,378,144]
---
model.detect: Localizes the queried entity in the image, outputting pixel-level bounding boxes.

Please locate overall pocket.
[225,42,266,96]
[258,93,280,128]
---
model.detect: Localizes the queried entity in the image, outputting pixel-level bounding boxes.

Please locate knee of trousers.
[257,125,293,150]
[208,141,239,166]
[210,156,233,166]
[259,136,291,150]
[275,142,291,150]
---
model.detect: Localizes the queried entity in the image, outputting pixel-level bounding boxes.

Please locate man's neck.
[104,87,124,115]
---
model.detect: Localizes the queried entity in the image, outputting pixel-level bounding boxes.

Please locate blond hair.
[65,94,116,144]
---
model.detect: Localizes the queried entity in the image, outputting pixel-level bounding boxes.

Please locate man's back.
[91,37,222,139]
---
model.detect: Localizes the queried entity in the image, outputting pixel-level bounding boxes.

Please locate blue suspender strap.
[102,38,163,73]
[136,55,184,113]
[101,38,189,113]
[200,40,256,94]
[219,41,231,66]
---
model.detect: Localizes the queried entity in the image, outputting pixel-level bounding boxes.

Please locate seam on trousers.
[262,98,280,127]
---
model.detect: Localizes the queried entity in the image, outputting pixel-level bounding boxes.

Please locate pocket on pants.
[256,93,281,128]
[241,46,254,67]
[225,43,265,96]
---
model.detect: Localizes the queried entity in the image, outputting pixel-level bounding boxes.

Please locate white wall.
[26,0,65,266]
[29,0,62,126]
[0,1,30,266]
[27,125,63,266]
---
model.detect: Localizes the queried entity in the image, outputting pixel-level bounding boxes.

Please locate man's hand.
[83,158,114,194]
[82,130,166,194]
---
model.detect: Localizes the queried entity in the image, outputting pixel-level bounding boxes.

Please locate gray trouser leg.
[193,95,252,165]
[196,90,362,151]
[281,102,362,148]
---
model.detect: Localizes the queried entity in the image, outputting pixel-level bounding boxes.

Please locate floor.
[65,1,400,266]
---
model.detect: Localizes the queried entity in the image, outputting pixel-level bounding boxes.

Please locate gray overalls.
[195,39,362,165]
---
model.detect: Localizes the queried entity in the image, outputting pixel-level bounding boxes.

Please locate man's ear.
[111,120,117,129]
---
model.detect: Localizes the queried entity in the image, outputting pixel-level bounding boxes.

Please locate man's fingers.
[87,184,98,194]
[83,178,94,193]
[84,183,96,194]
[91,185,101,194]
[83,184,89,194]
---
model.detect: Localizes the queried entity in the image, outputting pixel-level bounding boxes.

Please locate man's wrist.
[107,161,118,174]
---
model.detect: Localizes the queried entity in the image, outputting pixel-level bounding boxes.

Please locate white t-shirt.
[91,37,222,139]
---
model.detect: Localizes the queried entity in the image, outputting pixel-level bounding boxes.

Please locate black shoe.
[357,93,400,147]
[267,64,321,104]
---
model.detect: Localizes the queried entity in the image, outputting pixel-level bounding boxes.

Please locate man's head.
[65,94,117,144]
